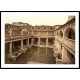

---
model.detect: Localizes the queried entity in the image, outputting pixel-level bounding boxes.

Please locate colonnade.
[8,39,29,57]
[7,37,53,58]
[33,37,53,47]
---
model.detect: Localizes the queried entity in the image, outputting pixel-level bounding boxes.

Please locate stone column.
[46,38,48,47]
[31,38,33,45]
[62,46,64,62]
[10,28,12,35]
[21,29,23,39]
[9,42,12,57]
[21,29,23,35]
[62,46,68,63]
[38,38,40,46]
[28,31,29,35]
[62,46,72,63]
[21,40,23,50]
[27,38,29,46]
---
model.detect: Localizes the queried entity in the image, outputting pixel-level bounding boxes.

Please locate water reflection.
[5,46,56,64]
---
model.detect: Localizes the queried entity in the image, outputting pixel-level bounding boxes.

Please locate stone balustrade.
[55,36,75,53]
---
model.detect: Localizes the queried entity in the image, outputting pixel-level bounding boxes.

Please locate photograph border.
[0,11,79,69]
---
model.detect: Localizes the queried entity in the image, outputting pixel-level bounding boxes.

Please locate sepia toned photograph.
[1,12,79,68]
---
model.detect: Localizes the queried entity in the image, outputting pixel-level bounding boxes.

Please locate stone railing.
[48,34,54,36]
[64,38,75,51]
[5,35,11,40]
[55,36,75,53]
[5,34,28,41]
[55,36,64,42]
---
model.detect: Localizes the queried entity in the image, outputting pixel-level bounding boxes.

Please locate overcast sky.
[3,12,68,26]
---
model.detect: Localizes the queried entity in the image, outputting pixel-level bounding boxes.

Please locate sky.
[3,12,68,26]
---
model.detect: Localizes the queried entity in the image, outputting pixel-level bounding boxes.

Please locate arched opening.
[60,31,63,37]
[65,28,75,40]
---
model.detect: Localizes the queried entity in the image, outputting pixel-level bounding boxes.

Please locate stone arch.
[65,28,75,40]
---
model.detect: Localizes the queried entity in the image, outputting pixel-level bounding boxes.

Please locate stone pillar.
[27,38,29,46]
[10,28,12,35]
[9,42,12,57]
[62,46,71,63]
[46,38,48,47]
[21,29,23,35]
[62,46,64,63]
[28,31,29,35]
[21,40,23,50]
[38,38,40,46]
[31,38,33,45]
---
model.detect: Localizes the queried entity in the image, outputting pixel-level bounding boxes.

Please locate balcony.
[5,35,28,42]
